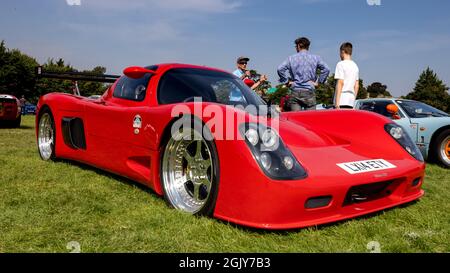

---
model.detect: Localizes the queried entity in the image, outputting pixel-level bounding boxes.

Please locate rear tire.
[433,129,450,168]
[37,108,56,161]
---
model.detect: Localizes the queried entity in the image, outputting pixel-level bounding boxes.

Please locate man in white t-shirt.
[334,42,359,109]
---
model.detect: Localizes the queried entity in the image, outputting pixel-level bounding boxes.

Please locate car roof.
[152,63,232,75]
[357,98,418,103]
[0,94,17,100]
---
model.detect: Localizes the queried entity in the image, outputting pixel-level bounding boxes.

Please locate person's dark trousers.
[289,88,316,111]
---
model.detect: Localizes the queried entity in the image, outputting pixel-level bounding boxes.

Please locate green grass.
[1,116,449,253]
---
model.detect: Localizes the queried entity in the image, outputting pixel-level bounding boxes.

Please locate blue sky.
[1,0,449,96]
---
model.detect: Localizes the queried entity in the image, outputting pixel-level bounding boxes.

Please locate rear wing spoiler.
[35,66,120,83]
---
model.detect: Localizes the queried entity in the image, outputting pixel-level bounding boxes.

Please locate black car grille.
[343,180,399,206]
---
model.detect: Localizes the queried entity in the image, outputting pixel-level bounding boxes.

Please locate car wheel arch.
[158,114,214,149]
[36,104,52,132]
[37,104,54,120]
[429,125,450,161]
[430,125,450,148]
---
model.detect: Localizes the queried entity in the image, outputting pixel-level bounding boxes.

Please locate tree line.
[0,41,108,103]
[1,40,449,112]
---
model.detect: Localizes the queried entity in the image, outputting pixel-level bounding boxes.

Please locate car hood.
[276,110,422,176]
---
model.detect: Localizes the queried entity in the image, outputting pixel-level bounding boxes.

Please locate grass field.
[0,115,449,253]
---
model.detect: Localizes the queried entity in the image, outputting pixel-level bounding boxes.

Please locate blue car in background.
[356,98,450,168]
[22,103,37,115]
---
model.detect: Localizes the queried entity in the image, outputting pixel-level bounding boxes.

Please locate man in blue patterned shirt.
[277,37,330,111]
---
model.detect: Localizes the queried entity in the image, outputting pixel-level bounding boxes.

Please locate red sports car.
[0,94,21,128]
[36,64,425,229]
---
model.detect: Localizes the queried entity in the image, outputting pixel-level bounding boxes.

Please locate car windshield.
[158,68,267,112]
[358,100,404,118]
[396,100,449,118]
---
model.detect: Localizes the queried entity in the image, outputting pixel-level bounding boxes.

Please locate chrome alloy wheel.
[162,128,214,214]
[38,112,54,160]
[440,136,450,165]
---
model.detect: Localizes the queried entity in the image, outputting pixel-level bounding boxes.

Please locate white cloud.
[64,20,183,43]
[66,0,81,6]
[156,0,241,12]
[81,0,241,13]
[60,0,244,46]
[297,0,343,4]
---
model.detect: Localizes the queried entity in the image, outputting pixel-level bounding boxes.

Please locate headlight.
[283,156,294,170]
[385,123,424,162]
[240,123,307,180]
[261,129,278,150]
[245,128,259,146]
[260,152,273,169]
[389,127,403,140]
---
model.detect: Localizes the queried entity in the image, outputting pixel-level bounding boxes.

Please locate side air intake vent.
[62,117,87,150]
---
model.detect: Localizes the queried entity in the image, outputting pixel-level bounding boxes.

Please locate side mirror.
[123,66,156,79]
[386,103,401,120]
[243,78,255,88]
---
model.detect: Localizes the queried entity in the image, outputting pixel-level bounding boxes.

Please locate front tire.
[12,115,21,128]
[37,108,56,161]
[433,129,450,168]
[160,117,219,216]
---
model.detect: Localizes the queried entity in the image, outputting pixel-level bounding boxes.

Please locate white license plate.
[337,159,396,174]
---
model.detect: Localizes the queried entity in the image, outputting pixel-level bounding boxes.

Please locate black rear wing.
[35,66,120,83]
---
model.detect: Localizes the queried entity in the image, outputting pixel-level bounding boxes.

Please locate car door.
[84,73,158,180]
